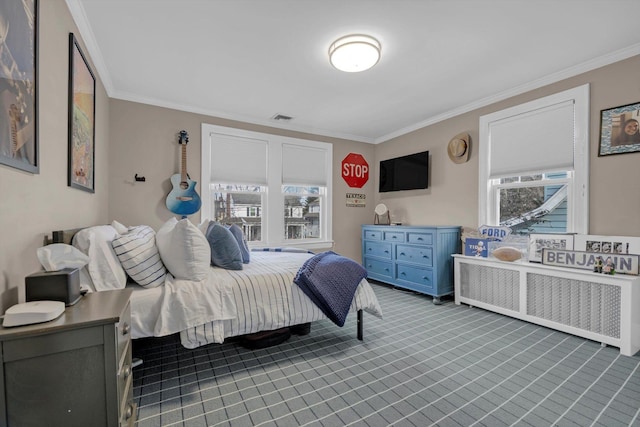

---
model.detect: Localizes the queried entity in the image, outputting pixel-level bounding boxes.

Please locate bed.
[44,221,383,350]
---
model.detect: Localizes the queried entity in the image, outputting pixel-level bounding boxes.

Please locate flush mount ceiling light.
[329,34,381,72]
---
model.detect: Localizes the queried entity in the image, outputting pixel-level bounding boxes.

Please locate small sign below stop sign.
[342,153,369,188]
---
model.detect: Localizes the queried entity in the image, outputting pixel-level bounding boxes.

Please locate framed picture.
[0,0,39,173]
[598,101,640,156]
[574,234,640,255]
[68,33,96,193]
[528,233,574,263]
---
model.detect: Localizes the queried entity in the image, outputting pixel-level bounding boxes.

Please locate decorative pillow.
[36,244,90,272]
[112,225,167,288]
[72,225,127,291]
[206,222,243,270]
[226,224,250,264]
[111,220,129,235]
[156,218,210,281]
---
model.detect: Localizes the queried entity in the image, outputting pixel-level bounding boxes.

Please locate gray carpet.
[132,281,640,426]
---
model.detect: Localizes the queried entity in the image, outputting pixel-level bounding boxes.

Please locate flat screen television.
[379,151,429,192]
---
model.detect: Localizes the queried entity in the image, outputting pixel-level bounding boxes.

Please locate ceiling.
[67,0,640,144]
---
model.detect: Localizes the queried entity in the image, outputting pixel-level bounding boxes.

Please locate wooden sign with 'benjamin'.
[542,248,639,275]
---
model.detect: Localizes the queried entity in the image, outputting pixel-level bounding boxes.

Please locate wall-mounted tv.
[379,151,429,192]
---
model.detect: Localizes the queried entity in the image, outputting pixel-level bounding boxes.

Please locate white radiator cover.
[454,255,640,356]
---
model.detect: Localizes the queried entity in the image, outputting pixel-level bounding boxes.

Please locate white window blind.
[282,143,328,186]
[210,134,268,185]
[488,100,575,178]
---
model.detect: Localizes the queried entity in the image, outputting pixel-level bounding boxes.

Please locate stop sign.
[342,153,369,188]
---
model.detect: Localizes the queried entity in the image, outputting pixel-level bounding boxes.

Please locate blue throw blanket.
[293,251,368,327]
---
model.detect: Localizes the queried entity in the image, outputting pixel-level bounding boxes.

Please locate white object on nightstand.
[2,300,65,327]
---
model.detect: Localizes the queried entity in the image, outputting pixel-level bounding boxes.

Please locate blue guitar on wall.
[166,130,201,216]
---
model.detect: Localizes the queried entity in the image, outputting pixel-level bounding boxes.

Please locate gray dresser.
[362,225,461,303]
[0,289,135,427]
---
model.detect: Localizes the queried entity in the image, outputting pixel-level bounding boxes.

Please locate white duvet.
[127,251,382,349]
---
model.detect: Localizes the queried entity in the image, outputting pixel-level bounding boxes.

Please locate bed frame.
[47,228,365,341]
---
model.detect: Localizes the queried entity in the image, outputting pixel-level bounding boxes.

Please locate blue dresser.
[361,225,461,304]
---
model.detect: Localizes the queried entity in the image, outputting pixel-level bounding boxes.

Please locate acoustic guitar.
[166,130,201,216]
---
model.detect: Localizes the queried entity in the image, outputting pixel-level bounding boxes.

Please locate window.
[479,84,589,234]
[210,183,264,242]
[201,124,332,248]
[283,185,325,240]
[496,172,570,235]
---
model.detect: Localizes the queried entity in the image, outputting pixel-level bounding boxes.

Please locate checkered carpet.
[132,282,640,426]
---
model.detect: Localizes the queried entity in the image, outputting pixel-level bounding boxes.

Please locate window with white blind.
[478,84,589,234]
[201,124,332,248]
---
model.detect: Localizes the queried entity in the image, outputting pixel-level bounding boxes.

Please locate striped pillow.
[112,225,167,288]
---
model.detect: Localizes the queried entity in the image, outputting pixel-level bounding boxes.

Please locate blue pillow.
[205,223,243,270]
[226,224,250,264]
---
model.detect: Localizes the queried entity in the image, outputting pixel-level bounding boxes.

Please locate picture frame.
[0,0,39,173]
[68,33,96,193]
[573,234,640,255]
[528,233,575,263]
[598,101,640,156]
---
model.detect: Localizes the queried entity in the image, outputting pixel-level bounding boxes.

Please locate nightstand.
[0,289,135,427]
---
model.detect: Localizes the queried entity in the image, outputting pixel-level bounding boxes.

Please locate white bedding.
[127,251,382,348]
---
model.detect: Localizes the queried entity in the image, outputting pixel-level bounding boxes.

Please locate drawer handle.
[122,322,131,336]
[391,236,397,239]
[122,365,132,379]
[417,237,423,241]
[422,255,430,259]
[422,276,430,281]
[384,250,389,253]
[400,252,405,256]
[400,272,406,276]
[384,268,389,272]
[367,264,372,268]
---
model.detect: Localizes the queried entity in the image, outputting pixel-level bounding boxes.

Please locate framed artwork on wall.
[68,33,96,193]
[598,101,640,156]
[528,233,575,263]
[0,0,39,173]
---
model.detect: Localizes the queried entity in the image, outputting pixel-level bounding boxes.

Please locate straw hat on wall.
[447,132,470,164]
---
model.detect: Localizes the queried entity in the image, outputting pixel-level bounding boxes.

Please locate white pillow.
[36,244,89,271]
[156,218,210,281]
[111,220,129,235]
[197,218,211,235]
[112,225,167,288]
[72,225,127,291]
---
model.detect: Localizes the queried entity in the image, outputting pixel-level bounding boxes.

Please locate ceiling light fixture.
[329,34,381,73]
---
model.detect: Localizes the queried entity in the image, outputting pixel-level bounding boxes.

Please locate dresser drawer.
[384,231,405,242]
[363,229,383,240]
[364,257,393,279]
[396,244,433,266]
[407,232,433,245]
[397,264,434,292]
[364,241,392,259]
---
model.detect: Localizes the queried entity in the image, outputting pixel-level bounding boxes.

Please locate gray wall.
[374,55,640,237]
[0,0,110,309]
